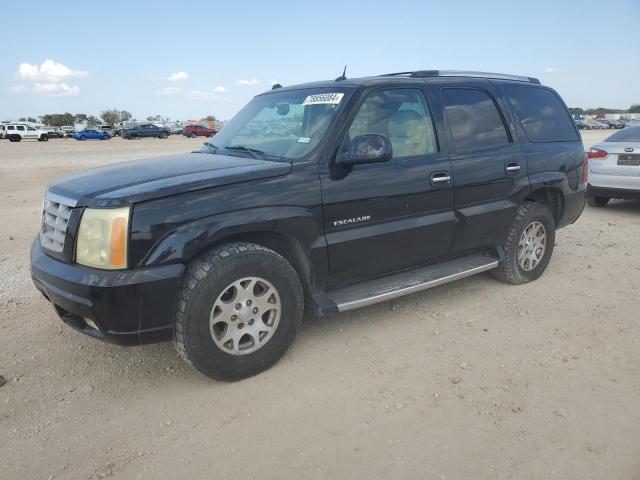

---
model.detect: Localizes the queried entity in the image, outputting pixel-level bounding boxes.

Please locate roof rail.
[380,70,540,84]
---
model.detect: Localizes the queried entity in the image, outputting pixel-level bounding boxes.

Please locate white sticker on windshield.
[297,137,311,144]
[303,93,344,106]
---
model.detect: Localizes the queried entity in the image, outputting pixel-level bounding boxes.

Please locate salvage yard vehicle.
[59,126,76,138]
[586,126,640,206]
[5,123,48,142]
[184,124,217,138]
[31,70,587,381]
[72,129,110,141]
[122,123,170,139]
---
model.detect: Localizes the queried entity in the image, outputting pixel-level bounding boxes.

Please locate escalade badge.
[333,215,371,227]
[625,147,634,152]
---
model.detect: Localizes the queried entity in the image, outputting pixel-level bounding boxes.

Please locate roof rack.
[380,70,540,84]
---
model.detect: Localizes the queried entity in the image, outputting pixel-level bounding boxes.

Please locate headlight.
[76,207,130,269]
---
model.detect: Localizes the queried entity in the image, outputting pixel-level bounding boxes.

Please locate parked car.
[574,119,590,130]
[584,120,608,130]
[170,124,184,135]
[598,119,624,129]
[184,124,217,138]
[121,123,170,139]
[586,126,640,206]
[58,126,76,138]
[39,126,62,138]
[4,123,48,142]
[98,124,114,137]
[72,129,110,141]
[31,70,587,381]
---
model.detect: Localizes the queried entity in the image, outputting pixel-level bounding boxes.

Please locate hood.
[48,152,291,207]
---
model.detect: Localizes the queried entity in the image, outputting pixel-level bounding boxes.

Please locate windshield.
[205,88,349,160]
[605,126,640,142]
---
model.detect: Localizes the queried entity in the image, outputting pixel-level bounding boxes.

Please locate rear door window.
[505,85,578,142]
[442,88,510,152]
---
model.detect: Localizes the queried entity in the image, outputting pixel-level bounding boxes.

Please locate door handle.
[430,172,451,186]
[505,162,521,174]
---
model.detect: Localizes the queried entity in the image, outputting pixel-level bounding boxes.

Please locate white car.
[586,126,640,206]
[4,124,49,142]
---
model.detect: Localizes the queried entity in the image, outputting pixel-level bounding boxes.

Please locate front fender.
[140,206,323,267]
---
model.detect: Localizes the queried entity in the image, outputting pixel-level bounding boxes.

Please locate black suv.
[31,70,587,380]
[122,123,170,139]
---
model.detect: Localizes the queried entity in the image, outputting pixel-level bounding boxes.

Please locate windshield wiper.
[224,145,265,160]
[203,141,218,153]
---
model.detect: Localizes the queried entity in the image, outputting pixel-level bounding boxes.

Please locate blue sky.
[1,0,638,121]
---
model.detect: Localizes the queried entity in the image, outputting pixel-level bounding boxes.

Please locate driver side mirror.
[337,133,393,166]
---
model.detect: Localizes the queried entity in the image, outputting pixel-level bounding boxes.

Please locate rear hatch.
[589,141,640,177]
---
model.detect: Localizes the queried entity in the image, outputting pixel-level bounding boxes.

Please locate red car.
[184,125,217,138]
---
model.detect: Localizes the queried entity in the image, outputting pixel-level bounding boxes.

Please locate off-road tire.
[491,202,556,285]
[174,242,304,381]
[586,195,609,207]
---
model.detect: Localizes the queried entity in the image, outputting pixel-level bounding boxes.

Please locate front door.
[436,81,528,254]
[320,87,456,287]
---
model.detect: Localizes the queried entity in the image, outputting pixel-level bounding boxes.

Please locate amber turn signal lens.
[110,217,126,267]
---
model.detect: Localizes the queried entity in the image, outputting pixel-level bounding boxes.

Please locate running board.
[328,250,500,312]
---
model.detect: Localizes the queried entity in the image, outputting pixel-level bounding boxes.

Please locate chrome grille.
[40,197,73,253]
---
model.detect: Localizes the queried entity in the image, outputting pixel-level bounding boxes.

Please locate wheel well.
[203,231,314,302]
[524,188,564,225]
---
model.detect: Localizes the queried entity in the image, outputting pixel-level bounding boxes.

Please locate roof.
[264,70,541,94]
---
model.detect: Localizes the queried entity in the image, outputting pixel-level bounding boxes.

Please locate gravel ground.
[1,132,639,480]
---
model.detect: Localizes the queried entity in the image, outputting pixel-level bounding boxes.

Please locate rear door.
[435,80,528,254]
[320,86,455,287]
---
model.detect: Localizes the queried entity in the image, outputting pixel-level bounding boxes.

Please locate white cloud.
[213,85,226,93]
[8,85,28,94]
[18,60,88,82]
[157,87,183,96]
[168,71,189,82]
[543,67,565,73]
[32,82,80,96]
[189,90,231,102]
[235,78,260,86]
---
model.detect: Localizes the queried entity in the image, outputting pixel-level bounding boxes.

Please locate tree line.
[10,110,218,127]
[568,104,640,115]
[33,110,133,127]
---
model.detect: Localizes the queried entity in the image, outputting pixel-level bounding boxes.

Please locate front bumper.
[30,237,184,345]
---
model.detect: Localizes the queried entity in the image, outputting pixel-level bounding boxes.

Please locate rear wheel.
[586,195,609,207]
[492,202,556,285]
[175,242,304,381]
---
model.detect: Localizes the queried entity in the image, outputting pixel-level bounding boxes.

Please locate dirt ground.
[1,131,638,480]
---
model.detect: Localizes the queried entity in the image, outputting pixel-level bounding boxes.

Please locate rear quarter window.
[505,85,578,143]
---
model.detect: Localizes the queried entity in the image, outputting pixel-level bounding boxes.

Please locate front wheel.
[174,242,304,381]
[586,195,609,207]
[190,133,197,138]
[492,202,556,285]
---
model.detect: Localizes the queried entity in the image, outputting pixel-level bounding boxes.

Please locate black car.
[31,70,587,380]
[121,123,170,139]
